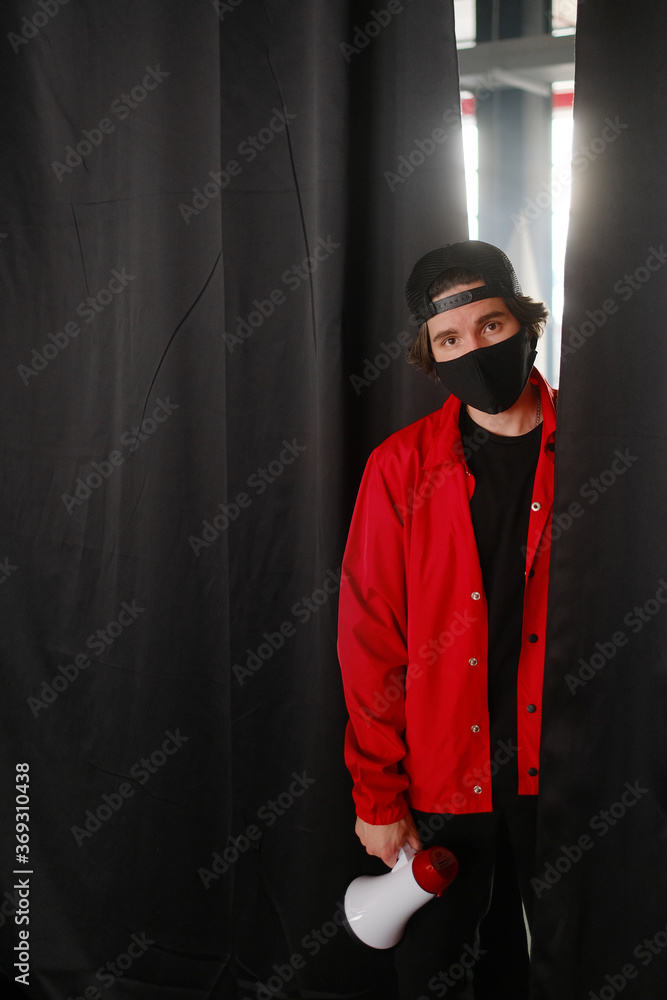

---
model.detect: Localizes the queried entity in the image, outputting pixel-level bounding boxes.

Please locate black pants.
[393,796,538,1000]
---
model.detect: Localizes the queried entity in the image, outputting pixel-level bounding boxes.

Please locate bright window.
[454,0,476,48]
[458,85,574,385]
[461,94,479,239]
[552,0,577,35]
[550,85,575,382]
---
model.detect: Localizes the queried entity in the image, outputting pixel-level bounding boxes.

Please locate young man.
[338,240,555,997]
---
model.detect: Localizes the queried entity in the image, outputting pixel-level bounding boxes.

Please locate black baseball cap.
[405,240,522,325]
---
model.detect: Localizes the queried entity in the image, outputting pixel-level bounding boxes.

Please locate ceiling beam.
[458,33,575,91]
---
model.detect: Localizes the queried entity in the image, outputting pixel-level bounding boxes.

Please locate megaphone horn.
[344,844,459,950]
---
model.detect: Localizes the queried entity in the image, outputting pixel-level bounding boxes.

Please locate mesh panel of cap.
[405,240,522,324]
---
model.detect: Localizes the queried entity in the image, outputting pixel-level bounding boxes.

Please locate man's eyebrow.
[474,310,505,325]
[431,311,506,341]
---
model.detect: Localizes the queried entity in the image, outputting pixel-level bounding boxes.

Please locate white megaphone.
[344,843,459,949]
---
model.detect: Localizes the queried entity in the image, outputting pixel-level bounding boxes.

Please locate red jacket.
[338,370,557,824]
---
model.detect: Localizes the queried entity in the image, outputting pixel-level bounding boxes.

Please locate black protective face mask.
[433,327,537,414]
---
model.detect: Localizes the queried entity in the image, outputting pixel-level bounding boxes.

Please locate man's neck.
[465,381,540,437]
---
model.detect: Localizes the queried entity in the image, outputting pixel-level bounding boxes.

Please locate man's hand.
[355,814,422,869]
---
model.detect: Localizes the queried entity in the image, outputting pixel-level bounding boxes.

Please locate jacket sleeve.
[338,446,411,825]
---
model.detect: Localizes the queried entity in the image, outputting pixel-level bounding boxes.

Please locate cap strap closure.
[426,283,495,318]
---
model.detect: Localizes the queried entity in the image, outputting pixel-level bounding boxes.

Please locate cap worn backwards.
[405,240,522,326]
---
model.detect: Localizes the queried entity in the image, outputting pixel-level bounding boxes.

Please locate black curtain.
[0,2,466,997]
[533,2,667,998]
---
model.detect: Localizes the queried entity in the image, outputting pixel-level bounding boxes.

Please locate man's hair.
[407,266,550,378]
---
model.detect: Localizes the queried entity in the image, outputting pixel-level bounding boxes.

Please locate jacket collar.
[422,367,556,470]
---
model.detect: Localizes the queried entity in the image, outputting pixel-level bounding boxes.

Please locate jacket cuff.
[355,797,409,826]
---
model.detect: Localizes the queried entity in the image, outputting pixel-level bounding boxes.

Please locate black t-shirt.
[459,405,542,804]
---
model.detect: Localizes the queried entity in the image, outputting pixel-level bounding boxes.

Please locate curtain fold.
[220,2,466,994]
[533,2,667,997]
[0,2,466,996]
